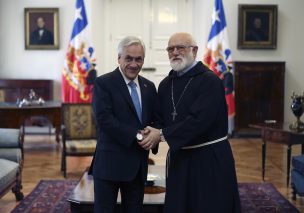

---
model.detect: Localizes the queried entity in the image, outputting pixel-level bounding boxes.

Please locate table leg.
[55,127,60,143]
[287,145,292,187]
[262,140,266,181]
[302,144,304,154]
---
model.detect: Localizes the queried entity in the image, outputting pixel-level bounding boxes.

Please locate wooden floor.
[1,134,304,212]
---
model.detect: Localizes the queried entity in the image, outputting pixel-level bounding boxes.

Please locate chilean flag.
[61,0,96,103]
[203,0,235,134]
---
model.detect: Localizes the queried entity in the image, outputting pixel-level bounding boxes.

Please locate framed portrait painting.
[24,8,59,50]
[237,5,278,49]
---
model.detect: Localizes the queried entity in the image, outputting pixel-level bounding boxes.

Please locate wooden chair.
[61,103,97,178]
[291,154,304,200]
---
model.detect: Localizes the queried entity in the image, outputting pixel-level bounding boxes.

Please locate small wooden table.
[250,123,304,186]
[0,101,61,142]
[67,165,166,213]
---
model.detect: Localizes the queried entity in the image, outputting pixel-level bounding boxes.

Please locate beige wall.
[0,0,303,124]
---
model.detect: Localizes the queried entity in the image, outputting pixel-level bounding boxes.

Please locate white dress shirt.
[119,67,142,107]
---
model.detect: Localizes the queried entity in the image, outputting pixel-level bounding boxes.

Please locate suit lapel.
[138,76,148,125]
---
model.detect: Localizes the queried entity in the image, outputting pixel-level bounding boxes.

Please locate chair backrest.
[0,89,4,102]
[61,103,96,140]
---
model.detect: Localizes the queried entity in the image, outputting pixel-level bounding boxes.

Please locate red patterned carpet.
[11,180,300,213]
[11,180,77,213]
[239,183,300,213]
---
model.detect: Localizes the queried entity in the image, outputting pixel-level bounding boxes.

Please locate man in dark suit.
[92,36,161,213]
[30,17,54,45]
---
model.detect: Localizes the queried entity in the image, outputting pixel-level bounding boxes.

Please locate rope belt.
[166,135,228,178]
[181,135,228,149]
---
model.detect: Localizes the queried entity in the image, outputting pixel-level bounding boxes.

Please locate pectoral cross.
[171,111,177,121]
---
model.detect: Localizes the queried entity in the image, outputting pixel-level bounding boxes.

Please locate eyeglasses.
[166,45,196,53]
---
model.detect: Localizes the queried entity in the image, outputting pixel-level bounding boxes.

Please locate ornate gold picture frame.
[24,8,59,50]
[238,5,278,49]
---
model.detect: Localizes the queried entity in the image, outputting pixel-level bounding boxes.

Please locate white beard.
[170,52,195,72]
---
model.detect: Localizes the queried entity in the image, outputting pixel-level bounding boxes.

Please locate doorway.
[103,0,193,87]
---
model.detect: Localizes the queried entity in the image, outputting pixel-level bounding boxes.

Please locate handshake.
[137,126,163,150]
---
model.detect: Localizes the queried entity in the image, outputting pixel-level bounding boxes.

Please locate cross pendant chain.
[171,77,193,121]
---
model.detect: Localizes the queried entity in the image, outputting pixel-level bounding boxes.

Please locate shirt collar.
[177,61,198,77]
[119,66,140,87]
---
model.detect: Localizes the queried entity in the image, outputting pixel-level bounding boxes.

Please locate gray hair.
[117,36,146,57]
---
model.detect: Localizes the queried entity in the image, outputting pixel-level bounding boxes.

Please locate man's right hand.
[138,126,161,150]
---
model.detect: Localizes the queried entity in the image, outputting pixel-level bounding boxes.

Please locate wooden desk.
[67,165,166,213]
[250,123,304,186]
[0,101,61,142]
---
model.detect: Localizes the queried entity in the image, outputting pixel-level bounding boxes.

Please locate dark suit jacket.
[92,68,160,182]
[30,28,54,45]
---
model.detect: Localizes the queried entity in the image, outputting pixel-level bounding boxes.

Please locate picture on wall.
[24,8,59,50]
[237,4,278,49]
